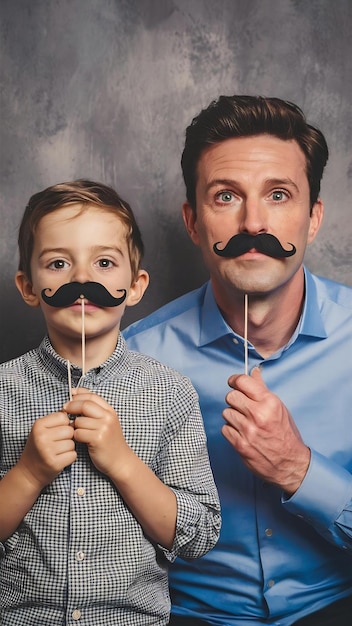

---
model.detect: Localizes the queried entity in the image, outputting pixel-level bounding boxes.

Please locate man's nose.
[238,198,268,235]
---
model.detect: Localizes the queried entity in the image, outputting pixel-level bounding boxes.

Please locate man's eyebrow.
[265,177,300,192]
[205,179,239,192]
[205,177,300,192]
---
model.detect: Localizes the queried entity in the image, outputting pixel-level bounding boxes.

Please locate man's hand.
[18,413,76,490]
[222,367,310,495]
[64,388,132,477]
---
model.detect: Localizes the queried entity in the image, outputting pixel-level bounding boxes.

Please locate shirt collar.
[199,267,327,348]
[199,283,234,347]
[37,333,131,382]
[299,267,327,339]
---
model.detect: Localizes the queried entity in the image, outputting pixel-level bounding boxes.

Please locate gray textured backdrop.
[1,0,351,362]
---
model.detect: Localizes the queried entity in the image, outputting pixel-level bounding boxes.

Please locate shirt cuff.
[159,488,220,563]
[282,449,352,528]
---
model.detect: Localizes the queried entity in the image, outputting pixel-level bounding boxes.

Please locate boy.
[0,180,220,626]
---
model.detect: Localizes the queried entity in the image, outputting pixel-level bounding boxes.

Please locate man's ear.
[182,202,200,246]
[308,198,324,244]
[126,269,149,307]
[15,271,41,307]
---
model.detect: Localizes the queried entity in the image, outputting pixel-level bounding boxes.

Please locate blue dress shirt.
[124,268,352,625]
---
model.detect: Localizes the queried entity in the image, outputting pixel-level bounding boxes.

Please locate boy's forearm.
[108,449,177,550]
[0,463,42,542]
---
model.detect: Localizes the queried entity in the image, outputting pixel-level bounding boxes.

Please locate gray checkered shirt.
[0,335,220,625]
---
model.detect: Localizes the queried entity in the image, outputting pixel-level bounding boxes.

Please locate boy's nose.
[70,266,93,284]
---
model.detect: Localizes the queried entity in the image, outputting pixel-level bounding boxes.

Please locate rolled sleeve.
[156,380,221,562]
[164,489,221,562]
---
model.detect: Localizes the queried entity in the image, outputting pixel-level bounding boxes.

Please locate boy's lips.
[71,299,100,309]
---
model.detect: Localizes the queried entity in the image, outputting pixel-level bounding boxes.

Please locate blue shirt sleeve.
[283,448,352,551]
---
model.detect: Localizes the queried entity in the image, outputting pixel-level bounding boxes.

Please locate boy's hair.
[18,179,144,281]
[181,95,329,211]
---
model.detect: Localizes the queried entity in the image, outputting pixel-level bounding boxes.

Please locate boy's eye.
[98,259,113,268]
[49,259,69,270]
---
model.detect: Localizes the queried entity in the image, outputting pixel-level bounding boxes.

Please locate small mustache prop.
[213,233,296,258]
[41,282,127,307]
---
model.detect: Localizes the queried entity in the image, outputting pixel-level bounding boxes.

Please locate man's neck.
[213,270,305,358]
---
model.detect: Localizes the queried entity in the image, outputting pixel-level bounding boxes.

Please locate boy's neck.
[49,330,120,371]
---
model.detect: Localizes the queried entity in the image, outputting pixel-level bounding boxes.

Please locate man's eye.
[271,190,287,201]
[218,191,234,203]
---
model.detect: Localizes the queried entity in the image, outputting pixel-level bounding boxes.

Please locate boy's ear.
[126,269,149,307]
[15,271,41,307]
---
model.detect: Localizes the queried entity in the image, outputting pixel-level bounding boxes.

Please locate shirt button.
[72,609,81,620]
[268,579,275,588]
[76,551,85,561]
[232,338,239,344]
[76,487,85,496]
[265,528,273,537]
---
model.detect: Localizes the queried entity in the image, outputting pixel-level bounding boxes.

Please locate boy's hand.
[222,367,310,495]
[63,388,131,476]
[18,413,77,490]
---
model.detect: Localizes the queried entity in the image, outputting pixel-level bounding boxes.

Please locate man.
[124,96,352,625]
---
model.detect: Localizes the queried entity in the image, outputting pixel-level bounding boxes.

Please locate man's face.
[183,134,323,300]
[24,204,138,352]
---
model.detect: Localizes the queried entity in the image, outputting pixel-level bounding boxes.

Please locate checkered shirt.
[0,335,220,625]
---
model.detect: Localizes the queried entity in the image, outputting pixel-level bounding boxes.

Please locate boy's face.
[16,203,148,356]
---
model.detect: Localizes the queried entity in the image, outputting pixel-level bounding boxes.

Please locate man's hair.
[18,179,144,281]
[181,95,329,211]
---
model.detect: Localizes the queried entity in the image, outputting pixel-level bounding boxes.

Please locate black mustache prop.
[213,233,296,258]
[41,282,127,307]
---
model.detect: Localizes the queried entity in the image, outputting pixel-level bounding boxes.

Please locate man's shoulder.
[311,271,352,309]
[123,283,208,339]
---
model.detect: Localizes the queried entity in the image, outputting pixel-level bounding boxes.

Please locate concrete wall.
[1,0,351,361]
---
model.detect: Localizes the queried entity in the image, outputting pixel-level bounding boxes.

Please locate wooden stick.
[67,360,73,401]
[81,296,86,376]
[244,293,248,375]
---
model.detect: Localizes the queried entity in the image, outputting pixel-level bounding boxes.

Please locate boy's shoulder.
[0,346,38,372]
[126,342,191,383]
[124,343,200,407]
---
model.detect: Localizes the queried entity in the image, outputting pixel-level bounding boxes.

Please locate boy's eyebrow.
[38,245,125,259]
